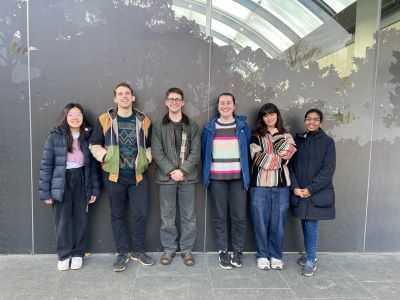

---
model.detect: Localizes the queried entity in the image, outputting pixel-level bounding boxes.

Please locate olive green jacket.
[151,113,200,184]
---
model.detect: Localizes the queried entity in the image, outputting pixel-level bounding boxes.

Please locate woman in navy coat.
[39,103,100,271]
[289,108,336,277]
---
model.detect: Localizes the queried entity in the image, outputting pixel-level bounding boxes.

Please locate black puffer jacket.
[289,129,336,220]
[39,124,101,202]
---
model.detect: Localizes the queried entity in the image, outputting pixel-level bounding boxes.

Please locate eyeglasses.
[305,118,320,123]
[67,113,83,117]
[167,97,183,103]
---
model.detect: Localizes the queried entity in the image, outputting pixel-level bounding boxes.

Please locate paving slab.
[1,253,399,300]
[207,254,287,289]
[131,275,214,299]
[280,255,374,299]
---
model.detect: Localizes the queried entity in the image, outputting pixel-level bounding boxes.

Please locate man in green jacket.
[151,87,200,266]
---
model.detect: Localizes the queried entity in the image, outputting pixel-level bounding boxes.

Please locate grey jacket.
[151,113,200,184]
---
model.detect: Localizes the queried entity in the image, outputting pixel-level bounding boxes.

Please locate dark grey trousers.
[159,183,197,252]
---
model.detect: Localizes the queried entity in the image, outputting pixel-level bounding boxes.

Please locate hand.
[301,188,311,198]
[44,199,54,205]
[88,196,97,204]
[293,188,302,196]
[170,169,184,181]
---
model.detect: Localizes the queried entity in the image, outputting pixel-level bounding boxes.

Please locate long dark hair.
[57,103,87,153]
[254,103,286,136]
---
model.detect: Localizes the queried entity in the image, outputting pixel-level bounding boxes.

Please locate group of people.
[39,82,336,277]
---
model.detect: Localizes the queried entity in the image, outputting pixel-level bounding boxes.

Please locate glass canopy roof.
[172,0,356,58]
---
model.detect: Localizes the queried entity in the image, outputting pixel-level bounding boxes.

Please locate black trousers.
[53,167,87,261]
[104,172,149,254]
[209,179,247,251]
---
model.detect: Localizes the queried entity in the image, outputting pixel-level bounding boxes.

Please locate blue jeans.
[250,186,289,259]
[301,219,318,266]
[159,183,197,253]
[53,167,87,261]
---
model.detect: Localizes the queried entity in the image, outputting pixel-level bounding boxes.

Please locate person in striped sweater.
[249,103,296,271]
[201,93,251,270]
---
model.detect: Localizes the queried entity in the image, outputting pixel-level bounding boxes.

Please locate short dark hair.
[166,87,184,100]
[305,108,324,122]
[217,92,235,105]
[114,82,133,96]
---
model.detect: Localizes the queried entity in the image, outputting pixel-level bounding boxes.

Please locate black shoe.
[113,254,129,272]
[131,252,155,266]
[300,263,317,277]
[219,250,232,270]
[231,249,242,268]
[297,253,318,266]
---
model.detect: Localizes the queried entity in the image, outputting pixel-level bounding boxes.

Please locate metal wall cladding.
[1,0,399,253]
[0,1,32,253]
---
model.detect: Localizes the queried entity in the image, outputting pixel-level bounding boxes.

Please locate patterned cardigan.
[250,132,296,187]
[89,107,152,183]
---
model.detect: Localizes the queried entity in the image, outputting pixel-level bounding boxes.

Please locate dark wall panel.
[365,27,400,251]
[2,0,400,254]
[0,1,32,253]
[30,0,209,252]
[208,20,378,251]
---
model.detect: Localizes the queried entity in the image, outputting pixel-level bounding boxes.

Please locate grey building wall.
[0,0,399,253]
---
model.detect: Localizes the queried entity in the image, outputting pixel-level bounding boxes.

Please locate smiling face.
[165,92,184,114]
[114,86,135,109]
[304,112,322,132]
[66,107,83,131]
[218,95,235,119]
[263,112,277,129]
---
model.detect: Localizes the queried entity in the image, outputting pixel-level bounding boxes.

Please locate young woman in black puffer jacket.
[39,103,101,271]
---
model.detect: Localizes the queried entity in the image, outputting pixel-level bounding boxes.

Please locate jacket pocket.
[310,188,335,208]
[289,194,301,207]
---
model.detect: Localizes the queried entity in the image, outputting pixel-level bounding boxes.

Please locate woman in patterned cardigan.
[250,103,296,271]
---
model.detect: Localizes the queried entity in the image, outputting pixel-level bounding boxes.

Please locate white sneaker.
[257,257,270,270]
[57,258,70,271]
[270,257,284,270]
[70,257,83,270]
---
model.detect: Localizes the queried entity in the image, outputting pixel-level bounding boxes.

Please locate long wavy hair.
[57,103,87,153]
[254,103,286,137]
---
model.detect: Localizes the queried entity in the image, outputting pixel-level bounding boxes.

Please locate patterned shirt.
[117,112,137,175]
[210,120,241,180]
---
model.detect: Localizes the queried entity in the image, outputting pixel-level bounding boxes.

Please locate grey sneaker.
[131,252,155,266]
[300,263,317,276]
[113,254,129,272]
[219,250,232,270]
[230,249,242,268]
[297,254,317,266]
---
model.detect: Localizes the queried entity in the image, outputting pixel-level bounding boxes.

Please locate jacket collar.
[162,112,190,126]
[107,107,146,121]
[205,114,247,131]
[297,128,326,140]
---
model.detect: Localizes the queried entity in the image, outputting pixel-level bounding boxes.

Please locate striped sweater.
[210,120,241,180]
[250,132,296,187]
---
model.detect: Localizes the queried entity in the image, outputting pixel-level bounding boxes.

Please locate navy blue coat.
[289,129,336,220]
[39,124,101,202]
